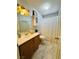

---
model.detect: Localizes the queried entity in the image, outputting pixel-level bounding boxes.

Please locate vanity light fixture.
[17,4,30,16]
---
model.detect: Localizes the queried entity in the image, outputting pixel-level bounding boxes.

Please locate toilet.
[39,35,52,45]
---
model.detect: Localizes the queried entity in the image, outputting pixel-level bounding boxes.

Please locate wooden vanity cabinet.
[19,35,41,59]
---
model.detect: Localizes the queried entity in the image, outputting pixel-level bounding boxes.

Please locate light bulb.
[42,3,50,10]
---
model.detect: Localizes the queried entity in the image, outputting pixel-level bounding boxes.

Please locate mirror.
[17,4,38,38]
[17,14,32,34]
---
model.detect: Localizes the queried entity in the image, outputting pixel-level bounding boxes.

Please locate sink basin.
[18,32,33,39]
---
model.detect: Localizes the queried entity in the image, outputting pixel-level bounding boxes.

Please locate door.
[52,12,61,59]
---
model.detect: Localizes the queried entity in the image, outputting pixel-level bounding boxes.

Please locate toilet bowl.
[39,35,51,45]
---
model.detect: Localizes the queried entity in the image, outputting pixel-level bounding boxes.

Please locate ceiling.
[18,0,61,16]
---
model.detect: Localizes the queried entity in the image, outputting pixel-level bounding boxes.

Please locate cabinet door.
[19,36,41,59]
[19,40,34,59]
[33,35,41,50]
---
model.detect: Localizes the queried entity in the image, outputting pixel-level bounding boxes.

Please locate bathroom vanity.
[17,32,41,59]
[17,8,40,59]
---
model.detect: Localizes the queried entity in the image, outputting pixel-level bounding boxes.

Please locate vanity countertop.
[17,32,40,46]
